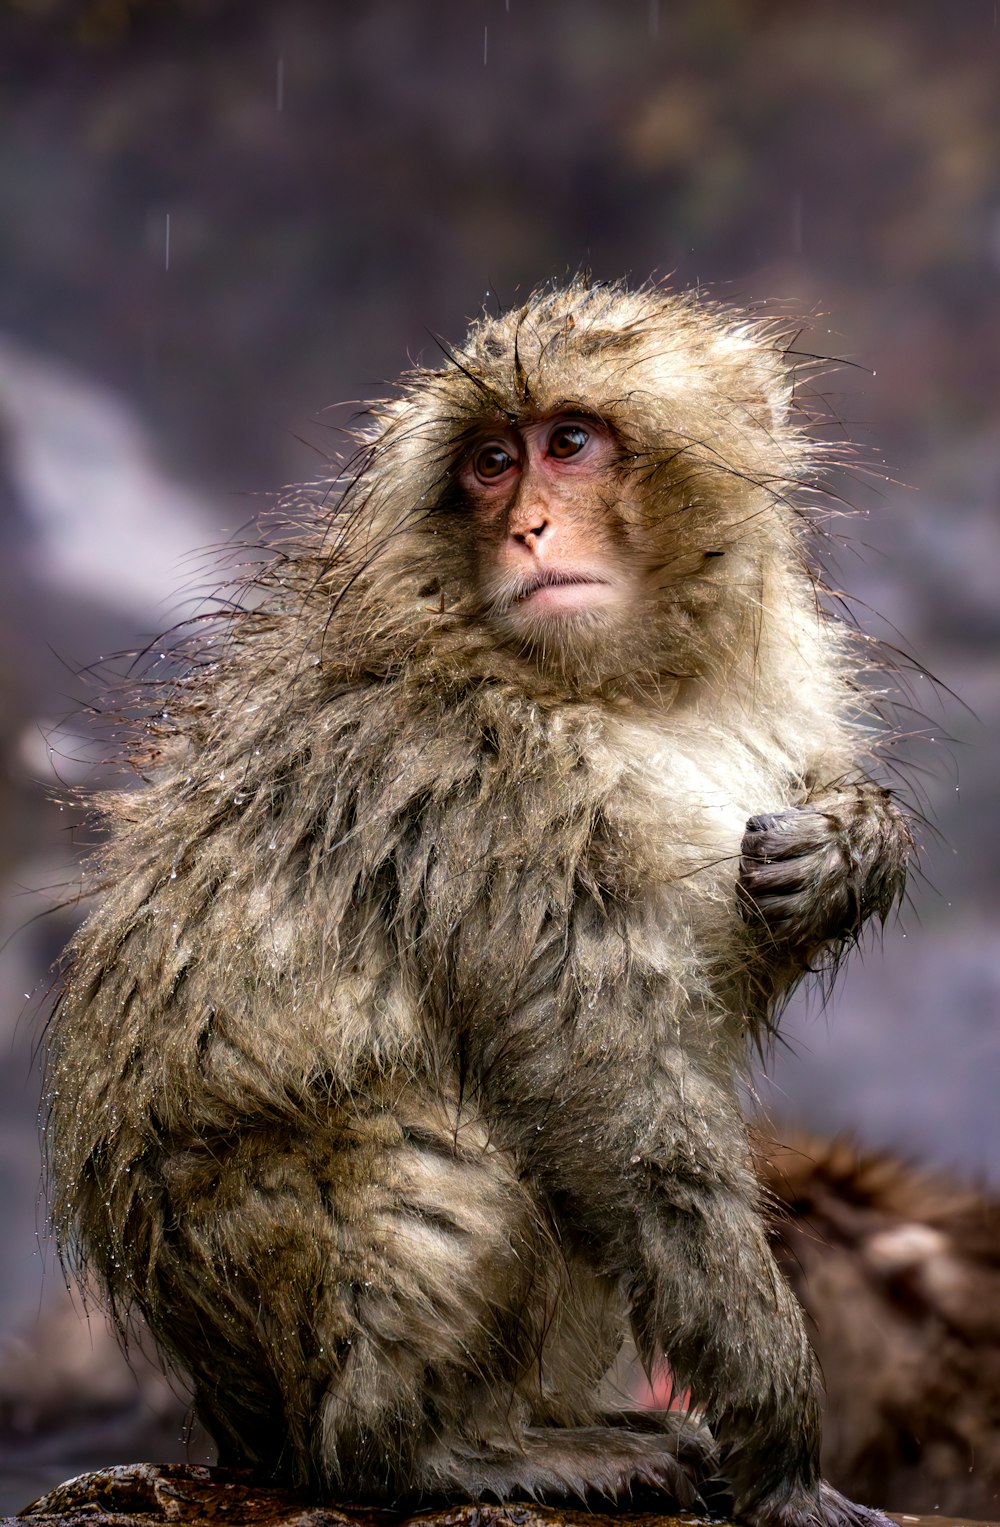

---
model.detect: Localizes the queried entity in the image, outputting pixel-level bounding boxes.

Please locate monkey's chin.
[492,601,630,683]
[502,602,622,648]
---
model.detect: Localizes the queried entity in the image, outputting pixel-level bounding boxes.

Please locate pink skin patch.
[631,1360,694,1415]
[461,413,633,619]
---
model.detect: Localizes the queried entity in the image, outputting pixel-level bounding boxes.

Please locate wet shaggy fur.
[47,281,912,1524]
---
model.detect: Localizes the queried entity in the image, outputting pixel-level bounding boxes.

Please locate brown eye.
[474,445,515,481]
[547,424,589,460]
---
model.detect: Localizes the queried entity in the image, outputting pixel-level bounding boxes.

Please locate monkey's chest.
[604,717,788,849]
[592,717,793,946]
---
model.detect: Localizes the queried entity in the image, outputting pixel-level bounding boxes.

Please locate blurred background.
[0,0,997,1510]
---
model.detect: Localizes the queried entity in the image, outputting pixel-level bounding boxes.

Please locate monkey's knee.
[317,1123,554,1494]
[146,1111,549,1493]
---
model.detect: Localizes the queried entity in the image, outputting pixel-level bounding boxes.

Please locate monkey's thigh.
[154,1101,552,1491]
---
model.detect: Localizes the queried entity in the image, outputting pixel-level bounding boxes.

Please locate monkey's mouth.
[514,570,617,613]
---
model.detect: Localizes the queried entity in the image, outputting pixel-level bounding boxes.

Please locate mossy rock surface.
[5,1463,717,1527]
[10,1463,995,1527]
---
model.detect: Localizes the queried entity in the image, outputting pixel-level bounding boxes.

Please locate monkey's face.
[362,286,807,696]
[459,412,645,673]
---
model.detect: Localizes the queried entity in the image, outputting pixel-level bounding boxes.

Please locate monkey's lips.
[514,570,618,614]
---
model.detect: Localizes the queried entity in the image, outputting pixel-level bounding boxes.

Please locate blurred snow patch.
[0,340,218,617]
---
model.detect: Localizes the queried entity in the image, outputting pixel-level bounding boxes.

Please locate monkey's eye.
[547,424,589,460]
[473,444,516,482]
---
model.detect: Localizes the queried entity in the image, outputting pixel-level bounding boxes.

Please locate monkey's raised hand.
[738,782,912,955]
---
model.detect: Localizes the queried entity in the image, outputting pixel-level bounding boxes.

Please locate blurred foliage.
[8,0,225,47]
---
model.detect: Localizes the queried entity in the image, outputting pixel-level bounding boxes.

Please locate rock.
[8,1462,708,1527]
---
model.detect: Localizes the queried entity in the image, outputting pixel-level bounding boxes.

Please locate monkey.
[46,279,913,1525]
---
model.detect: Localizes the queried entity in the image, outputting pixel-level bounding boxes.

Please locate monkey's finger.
[743,808,842,860]
[739,855,829,895]
[737,874,860,944]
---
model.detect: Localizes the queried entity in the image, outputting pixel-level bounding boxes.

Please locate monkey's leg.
[481,1023,891,1527]
[625,1148,892,1527]
[497,1248,719,1509]
[738,780,911,955]
[413,1417,715,1508]
[149,1102,714,1506]
[321,1113,716,1508]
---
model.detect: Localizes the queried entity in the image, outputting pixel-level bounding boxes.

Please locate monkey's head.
[328,281,818,700]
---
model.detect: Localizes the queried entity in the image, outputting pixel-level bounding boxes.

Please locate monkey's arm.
[737,780,912,960]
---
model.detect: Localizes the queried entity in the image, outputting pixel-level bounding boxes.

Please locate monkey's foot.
[740,1479,894,1527]
[738,783,910,953]
[414,1416,716,1507]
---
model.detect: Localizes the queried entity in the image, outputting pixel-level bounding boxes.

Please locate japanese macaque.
[47,281,913,1524]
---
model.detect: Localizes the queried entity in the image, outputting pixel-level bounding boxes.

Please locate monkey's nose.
[512,517,549,546]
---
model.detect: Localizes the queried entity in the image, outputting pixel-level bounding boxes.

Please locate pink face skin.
[459,414,635,623]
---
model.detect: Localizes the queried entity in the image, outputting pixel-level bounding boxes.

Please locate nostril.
[514,519,548,544]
